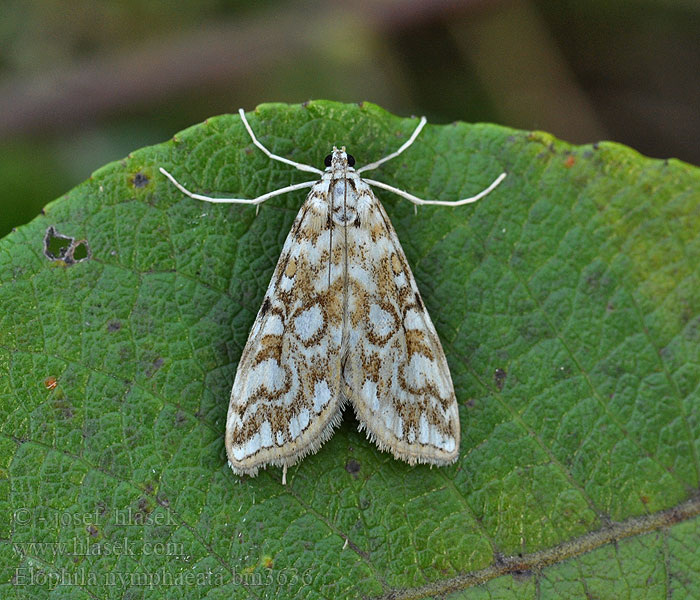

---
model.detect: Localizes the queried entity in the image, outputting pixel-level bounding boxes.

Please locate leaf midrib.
[379,495,700,600]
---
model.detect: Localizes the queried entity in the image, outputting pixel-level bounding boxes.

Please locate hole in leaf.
[69,240,90,262]
[44,226,73,260]
[44,227,91,265]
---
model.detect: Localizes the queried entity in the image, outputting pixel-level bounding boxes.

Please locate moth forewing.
[341,179,460,466]
[224,175,346,478]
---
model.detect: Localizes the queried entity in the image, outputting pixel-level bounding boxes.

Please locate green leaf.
[1,100,699,599]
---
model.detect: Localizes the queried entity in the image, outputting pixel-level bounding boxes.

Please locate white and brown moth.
[160,109,505,484]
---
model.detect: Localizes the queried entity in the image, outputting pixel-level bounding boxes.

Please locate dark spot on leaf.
[87,524,99,537]
[586,271,601,290]
[345,459,361,476]
[130,172,150,188]
[135,497,154,522]
[107,320,121,332]
[466,398,475,408]
[414,292,423,311]
[494,368,507,391]
[175,411,187,426]
[157,495,170,508]
[359,496,370,510]
[593,142,600,150]
[146,357,164,378]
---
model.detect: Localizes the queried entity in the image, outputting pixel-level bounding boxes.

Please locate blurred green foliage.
[0,0,698,238]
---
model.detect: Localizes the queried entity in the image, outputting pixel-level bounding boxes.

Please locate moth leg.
[362,172,506,208]
[238,108,324,175]
[159,167,316,208]
[356,116,427,174]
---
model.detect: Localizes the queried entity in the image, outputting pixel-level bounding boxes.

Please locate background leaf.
[0,101,698,599]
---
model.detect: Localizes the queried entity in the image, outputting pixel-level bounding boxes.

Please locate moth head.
[324,146,356,171]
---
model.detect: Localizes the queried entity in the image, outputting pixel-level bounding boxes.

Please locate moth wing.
[225,181,345,476]
[344,185,460,465]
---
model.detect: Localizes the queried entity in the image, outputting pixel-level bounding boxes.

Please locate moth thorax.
[330,180,358,224]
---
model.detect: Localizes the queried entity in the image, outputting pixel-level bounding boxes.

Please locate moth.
[160,109,505,484]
